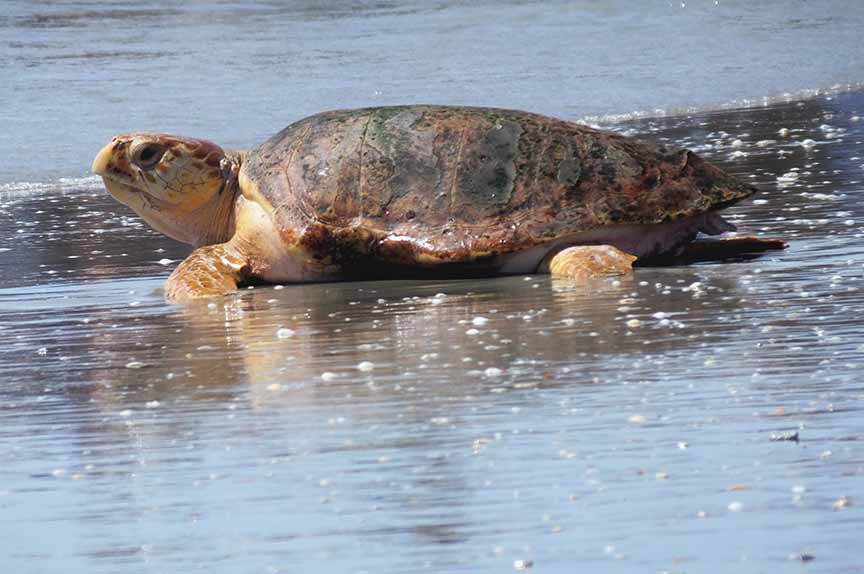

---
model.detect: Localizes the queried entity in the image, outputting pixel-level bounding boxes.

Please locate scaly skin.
[92,133,240,246]
[92,133,255,301]
[164,243,247,301]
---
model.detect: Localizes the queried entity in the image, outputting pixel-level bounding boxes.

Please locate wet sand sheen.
[1,93,864,573]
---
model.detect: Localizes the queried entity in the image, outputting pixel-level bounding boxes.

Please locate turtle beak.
[92,138,143,206]
[91,142,116,177]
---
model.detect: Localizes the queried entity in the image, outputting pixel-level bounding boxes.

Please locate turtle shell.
[241,106,755,269]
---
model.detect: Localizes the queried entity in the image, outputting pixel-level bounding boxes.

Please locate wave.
[581,81,864,126]
[0,175,104,196]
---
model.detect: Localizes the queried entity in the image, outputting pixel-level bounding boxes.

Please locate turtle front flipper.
[165,243,249,303]
[544,245,637,280]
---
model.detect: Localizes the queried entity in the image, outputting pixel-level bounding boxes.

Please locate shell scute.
[242,105,755,265]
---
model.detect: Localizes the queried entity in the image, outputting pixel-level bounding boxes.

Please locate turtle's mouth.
[100,177,147,205]
[92,142,148,204]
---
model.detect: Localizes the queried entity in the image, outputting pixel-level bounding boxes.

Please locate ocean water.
[1,1,864,573]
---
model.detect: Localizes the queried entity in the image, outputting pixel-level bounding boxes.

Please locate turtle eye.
[132,143,165,169]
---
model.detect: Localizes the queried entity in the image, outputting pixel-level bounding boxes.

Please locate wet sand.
[1,93,863,573]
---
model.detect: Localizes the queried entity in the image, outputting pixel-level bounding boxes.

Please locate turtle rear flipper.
[640,236,787,265]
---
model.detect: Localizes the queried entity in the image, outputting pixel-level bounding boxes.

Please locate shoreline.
[585,81,864,126]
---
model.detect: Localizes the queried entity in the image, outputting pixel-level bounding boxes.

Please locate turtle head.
[92,133,240,245]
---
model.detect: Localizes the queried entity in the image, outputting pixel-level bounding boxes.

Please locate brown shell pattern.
[243,106,756,266]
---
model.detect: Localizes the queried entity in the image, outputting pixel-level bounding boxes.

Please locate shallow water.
[3,91,864,572]
[3,1,864,573]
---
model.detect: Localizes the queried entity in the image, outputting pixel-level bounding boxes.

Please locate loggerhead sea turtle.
[92,105,784,302]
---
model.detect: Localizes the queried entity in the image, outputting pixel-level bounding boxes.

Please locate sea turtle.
[92,105,784,302]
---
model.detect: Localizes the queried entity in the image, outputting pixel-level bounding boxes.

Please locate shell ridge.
[273,123,314,225]
[355,113,374,229]
[448,128,468,225]
[530,122,551,196]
